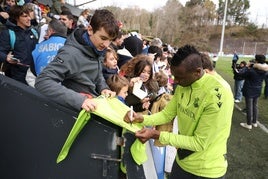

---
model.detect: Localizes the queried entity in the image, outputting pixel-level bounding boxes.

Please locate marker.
[130,106,133,125]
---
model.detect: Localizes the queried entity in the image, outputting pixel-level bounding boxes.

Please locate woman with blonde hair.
[77,9,90,28]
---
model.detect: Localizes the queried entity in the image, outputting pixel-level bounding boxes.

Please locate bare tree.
[157,0,184,44]
[96,0,256,50]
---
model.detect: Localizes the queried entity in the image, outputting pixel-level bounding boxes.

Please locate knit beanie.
[124,35,143,57]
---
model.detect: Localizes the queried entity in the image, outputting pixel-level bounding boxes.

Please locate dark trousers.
[264,76,268,98]
[245,97,258,125]
[6,64,28,85]
[170,163,225,179]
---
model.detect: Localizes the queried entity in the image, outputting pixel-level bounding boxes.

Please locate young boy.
[102,48,119,80]
[35,9,119,112]
[106,74,129,103]
[0,5,38,84]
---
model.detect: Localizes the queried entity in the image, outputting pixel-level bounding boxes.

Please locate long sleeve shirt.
[142,73,234,178]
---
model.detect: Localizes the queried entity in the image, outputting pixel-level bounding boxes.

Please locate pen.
[130,106,133,125]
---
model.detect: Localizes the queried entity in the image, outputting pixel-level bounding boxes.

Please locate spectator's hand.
[135,127,160,143]
[81,98,97,112]
[141,97,150,109]
[124,110,144,123]
[235,68,239,73]
[0,12,9,19]
[142,101,150,110]
[101,89,116,98]
[6,52,18,64]
[167,83,173,92]
[130,77,141,87]
[141,97,150,103]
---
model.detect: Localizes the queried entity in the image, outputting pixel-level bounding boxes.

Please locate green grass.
[215,57,268,126]
[215,57,268,179]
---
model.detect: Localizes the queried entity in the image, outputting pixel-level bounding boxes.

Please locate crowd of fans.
[0,1,267,179]
[0,0,176,96]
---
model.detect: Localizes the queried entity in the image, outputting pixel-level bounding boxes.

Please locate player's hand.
[124,110,144,123]
[135,127,160,143]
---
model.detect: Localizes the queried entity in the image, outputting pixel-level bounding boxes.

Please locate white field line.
[234,103,268,134]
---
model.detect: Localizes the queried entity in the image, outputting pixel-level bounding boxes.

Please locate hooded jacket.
[239,64,267,98]
[35,28,109,111]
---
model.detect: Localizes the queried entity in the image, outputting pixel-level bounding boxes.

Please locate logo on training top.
[193,98,199,108]
[215,88,222,100]
[215,87,222,108]
[177,103,195,120]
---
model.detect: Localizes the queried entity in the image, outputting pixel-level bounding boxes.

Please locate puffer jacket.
[239,64,266,98]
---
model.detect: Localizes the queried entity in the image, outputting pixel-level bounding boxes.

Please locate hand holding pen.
[124,108,144,124]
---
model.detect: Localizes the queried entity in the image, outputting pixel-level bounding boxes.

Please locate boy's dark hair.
[90,9,119,40]
[240,61,247,66]
[116,30,123,39]
[106,74,129,95]
[201,53,213,71]
[255,54,266,64]
[171,45,202,72]
[9,5,30,23]
[148,45,163,61]
[60,10,74,20]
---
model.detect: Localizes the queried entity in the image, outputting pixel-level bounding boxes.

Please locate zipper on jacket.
[187,85,193,106]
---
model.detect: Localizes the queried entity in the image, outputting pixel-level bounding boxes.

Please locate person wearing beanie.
[124,33,143,57]
[238,54,267,129]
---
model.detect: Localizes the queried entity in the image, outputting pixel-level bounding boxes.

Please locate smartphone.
[11,57,20,62]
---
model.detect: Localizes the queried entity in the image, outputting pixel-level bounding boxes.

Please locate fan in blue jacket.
[26,19,67,87]
[31,19,67,76]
